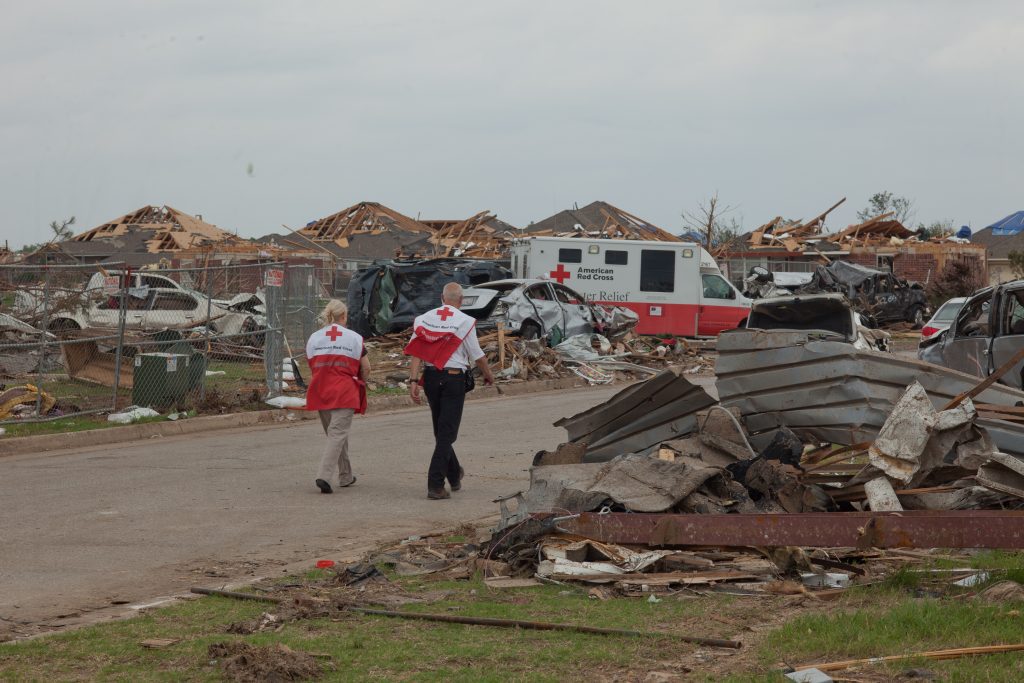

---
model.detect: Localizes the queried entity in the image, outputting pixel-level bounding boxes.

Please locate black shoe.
[340,476,357,488]
[427,488,451,500]
[315,479,333,494]
[450,467,465,492]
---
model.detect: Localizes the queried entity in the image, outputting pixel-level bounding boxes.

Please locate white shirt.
[444,328,485,370]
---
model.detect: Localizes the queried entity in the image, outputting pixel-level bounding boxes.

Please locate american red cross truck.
[510,236,751,336]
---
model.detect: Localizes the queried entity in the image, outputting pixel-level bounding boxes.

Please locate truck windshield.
[701,274,735,300]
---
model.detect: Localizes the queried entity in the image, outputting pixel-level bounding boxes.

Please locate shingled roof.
[525,201,681,242]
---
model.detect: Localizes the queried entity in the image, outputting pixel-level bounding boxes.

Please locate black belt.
[425,367,465,375]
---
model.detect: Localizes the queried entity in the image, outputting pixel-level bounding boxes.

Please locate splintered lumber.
[799,643,1024,673]
[351,608,741,648]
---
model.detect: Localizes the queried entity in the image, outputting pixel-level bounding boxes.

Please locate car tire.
[47,318,81,334]
[909,306,925,329]
[520,321,542,342]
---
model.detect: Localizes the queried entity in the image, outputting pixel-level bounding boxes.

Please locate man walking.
[405,282,495,499]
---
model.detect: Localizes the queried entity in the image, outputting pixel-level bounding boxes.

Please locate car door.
[552,284,594,337]
[987,285,1024,388]
[523,283,566,341]
[927,289,994,379]
[86,290,151,329]
[143,291,201,331]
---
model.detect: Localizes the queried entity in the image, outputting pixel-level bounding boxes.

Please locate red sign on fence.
[265,269,284,287]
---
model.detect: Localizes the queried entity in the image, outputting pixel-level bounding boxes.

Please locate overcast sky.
[2,1,1022,249]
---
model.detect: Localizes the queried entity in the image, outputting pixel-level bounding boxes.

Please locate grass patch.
[1,413,173,438]
[755,594,1024,681]
[5,557,1024,680]
[0,574,722,681]
[368,386,407,396]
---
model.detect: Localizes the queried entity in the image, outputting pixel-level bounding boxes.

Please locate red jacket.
[305,324,367,414]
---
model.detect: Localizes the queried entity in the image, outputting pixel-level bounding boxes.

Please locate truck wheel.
[909,306,925,329]
[520,321,542,342]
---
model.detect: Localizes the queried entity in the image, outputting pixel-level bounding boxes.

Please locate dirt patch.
[978,580,1024,603]
[208,641,323,682]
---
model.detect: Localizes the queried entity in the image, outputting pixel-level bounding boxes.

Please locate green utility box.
[131,350,206,410]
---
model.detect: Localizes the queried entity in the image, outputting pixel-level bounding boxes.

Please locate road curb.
[0,376,589,457]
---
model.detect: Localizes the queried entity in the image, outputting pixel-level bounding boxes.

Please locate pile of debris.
[363,332,712,391]
[481,328,1024,597]
[425,211,518,259]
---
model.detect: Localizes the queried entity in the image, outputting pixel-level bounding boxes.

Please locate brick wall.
[842,249,985,286]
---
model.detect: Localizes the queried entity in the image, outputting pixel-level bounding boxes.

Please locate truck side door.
[874,274,902,322]
[987,285,1024,388]
[698,272,745,336]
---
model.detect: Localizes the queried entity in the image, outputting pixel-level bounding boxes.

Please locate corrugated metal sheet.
[715,330,1024,456]
[554,367,717,462]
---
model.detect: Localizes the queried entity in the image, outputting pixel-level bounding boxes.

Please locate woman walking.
[305,300,369,494]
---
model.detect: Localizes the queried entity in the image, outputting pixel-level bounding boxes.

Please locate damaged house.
[719,200,987,294]
[23,205,242,268]
[525,201,683,242]
[295,202,435,264]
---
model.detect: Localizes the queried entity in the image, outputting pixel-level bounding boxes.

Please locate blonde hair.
[321,299,348,324]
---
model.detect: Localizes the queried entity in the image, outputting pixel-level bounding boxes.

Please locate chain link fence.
[0,262,320,427]
[721,257,820,289]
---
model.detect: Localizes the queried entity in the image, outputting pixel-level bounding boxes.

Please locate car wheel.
[520,321,542,342]
[910,306,925,329]
[47,318,81,334]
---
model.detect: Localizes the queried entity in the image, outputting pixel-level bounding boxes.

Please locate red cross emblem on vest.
[326,325,343,341]
[550,264,571,284]
[437,307,454,321]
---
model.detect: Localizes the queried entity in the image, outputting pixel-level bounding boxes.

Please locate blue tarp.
[989,211,1024,236]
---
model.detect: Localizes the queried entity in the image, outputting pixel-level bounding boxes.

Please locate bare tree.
[49,216,76,241]
[857,192,915,225]
[682,193,738,249]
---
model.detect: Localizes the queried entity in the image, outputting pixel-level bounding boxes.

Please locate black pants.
[423,367,467,490]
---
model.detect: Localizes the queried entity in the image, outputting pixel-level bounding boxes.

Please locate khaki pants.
[317,408,355,487]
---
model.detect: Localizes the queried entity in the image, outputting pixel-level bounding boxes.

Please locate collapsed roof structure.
[294,202,435,262]
[525,201,682,242]
[24,205,242,266]
[72,205,237,251]
[425,211,519,258]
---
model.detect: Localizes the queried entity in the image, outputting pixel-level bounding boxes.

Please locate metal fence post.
[200,261,213,403]
[35,267,51,417]
[111,269,129,412]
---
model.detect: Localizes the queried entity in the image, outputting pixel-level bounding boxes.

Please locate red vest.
[305,324,366,413]
[404,305,476,369]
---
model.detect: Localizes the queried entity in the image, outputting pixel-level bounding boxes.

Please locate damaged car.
[919,283,1024,388]
[745,261,929,328]
[15,271,266,340]
[461,279,638,344]
[745,293,890,351]
[347,258,512,337]
[46,288,265,339]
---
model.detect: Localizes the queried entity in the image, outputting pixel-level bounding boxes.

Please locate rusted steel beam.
[554,511,1024,550]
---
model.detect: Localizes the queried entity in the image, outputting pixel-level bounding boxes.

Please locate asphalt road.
[0,383,640,637]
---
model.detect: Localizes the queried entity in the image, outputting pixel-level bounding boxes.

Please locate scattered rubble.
[365,331,711,391]
[207,641,322,682]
